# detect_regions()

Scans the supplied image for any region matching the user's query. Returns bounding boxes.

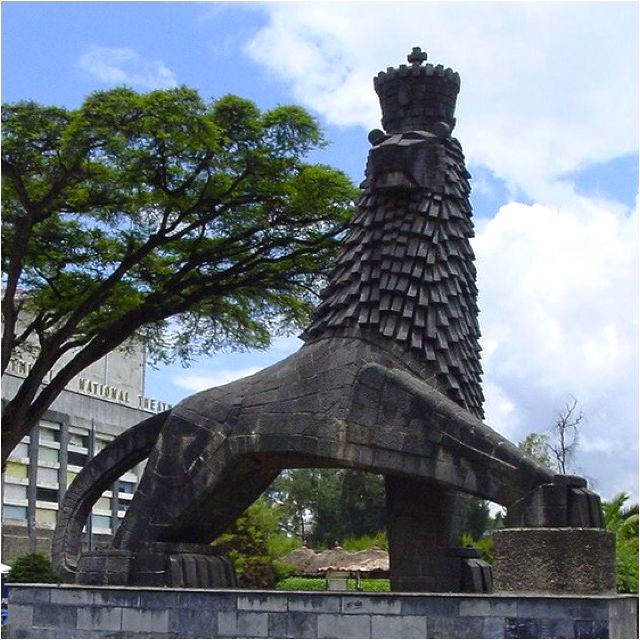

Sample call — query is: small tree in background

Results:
[267,468,387,549]
[602,493,639,593]
[6,552,55,583]
[548,396,582,474]
[517,432,552,467]
[213,496,296,588]
[518,396,582,474]
[462,498,491,541]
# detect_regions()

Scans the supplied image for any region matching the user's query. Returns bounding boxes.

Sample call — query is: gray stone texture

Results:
[77,606,123,632]
[121,608,169,634]
[52,47,607,596]
[493,528,616,594]
[371,614,427,638]
[6,586,638,639]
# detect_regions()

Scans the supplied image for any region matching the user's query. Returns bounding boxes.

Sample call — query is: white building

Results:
[1,340,170,563]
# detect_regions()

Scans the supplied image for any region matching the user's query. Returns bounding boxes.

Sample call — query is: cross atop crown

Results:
[407,47,428,66]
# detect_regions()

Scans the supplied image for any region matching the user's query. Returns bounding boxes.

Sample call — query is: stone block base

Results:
[6,585,639,638]
[76,542,236,588]
[493,528,615,594]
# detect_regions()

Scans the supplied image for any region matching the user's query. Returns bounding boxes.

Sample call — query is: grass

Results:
[274,576,390,592]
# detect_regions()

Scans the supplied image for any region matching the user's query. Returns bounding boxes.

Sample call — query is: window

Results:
[38,447,59,464]
[9,443,28,459]
[36,487,59,503]
[95,497,111,511]
[69,432,89,448]
[68,451,88,467]
[37,466,58,484]
[117,480,136,494]
[36,508,57,526]
[3,484,27,501]
[3,505,27,520]
[39,427,60,443]
[95,437,112,453]
[92,514,111,530]
[4,462,27,479]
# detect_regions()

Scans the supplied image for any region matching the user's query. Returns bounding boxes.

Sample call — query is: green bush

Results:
[603,493,639,593]
[275,576,327,590]
[355,578,390,592]
[461,533,494,564]
[266,532,302,559]
[213,497,297,589]
[274,576,390,591]
[341,532,387,551]
[6,553,55,583]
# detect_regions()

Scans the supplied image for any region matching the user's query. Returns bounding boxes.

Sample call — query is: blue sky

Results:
[3,1,638,501]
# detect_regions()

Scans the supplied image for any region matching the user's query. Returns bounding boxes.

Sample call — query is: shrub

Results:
[6,553,55,583]
[355,578,390,592]
[274,576,390,591]
[341,532,387,551]
[461,533,494,563]
[603,493,639,593]
[213,497,296,589]
[275,576,327,591]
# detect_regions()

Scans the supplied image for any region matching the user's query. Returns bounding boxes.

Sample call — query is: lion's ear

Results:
[368,129,389,146]
[430,122,451,140]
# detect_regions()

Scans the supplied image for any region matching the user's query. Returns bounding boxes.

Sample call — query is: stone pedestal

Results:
[492,527,615,594]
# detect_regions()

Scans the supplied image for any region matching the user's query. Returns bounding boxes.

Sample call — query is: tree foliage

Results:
[5,552,56,583]
[267,469,387,548]
[462,498,492,540]
[213,496,296,589]
[517,396,583,474]
[517,432,553,468]
[548,396,582,474]
[602,493,639,593]
[1,87,356,460]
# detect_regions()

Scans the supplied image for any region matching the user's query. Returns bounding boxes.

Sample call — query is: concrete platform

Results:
[5,584,638,639]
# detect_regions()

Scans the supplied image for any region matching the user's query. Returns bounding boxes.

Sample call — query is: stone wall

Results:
[6,585,638,639]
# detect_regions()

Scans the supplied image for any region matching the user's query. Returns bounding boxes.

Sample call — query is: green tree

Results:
[332,469,386,541]
[602,493,639,593]
[267,469,387,548]
[1,88,356,461]
[517,396,583,473]
[462,498,491,540]
[517,432,552,467]
[267,468,322,541]
[213,496,296,588]
[6,552,55,583]
[548,396,582,474]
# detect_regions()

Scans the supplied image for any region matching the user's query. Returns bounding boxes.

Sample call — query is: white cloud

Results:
[173,366,263,393]
[245,2,638,201]
[474,199,638,498]
[78,46,177,90]
[170,337,303,394]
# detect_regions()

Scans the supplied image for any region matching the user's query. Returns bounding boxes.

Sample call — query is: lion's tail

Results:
[52,411,167,582]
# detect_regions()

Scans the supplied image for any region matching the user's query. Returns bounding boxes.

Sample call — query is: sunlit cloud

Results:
[173,366,263,393]
[78,46,177,89]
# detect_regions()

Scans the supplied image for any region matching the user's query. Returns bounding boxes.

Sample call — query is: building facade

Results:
[1,340,170,564]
